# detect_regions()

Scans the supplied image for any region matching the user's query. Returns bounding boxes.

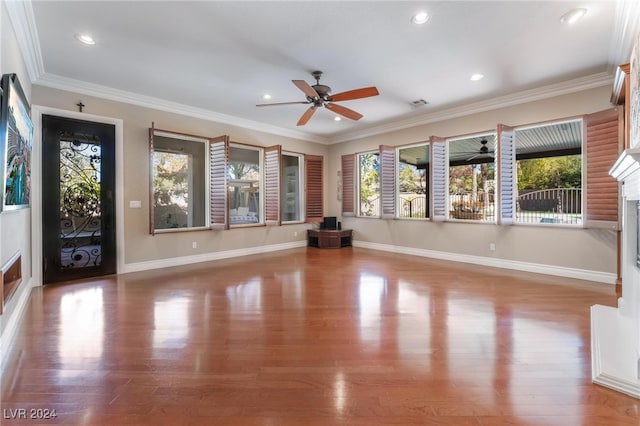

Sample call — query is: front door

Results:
[42,115,116,284]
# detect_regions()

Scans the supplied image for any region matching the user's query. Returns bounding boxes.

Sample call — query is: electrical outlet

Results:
[489,243,496,251]
[294,231,298,237]
[192,241,197,249]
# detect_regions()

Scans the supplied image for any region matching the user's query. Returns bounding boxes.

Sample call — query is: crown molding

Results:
[4,0,44,82]
[35,73,329,144]
[329,72,614,144]
[9,0,623,146]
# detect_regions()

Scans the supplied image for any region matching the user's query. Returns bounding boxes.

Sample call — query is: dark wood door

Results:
[42,115,116,284]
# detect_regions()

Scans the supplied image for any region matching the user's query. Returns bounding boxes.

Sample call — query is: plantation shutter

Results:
[342,154,355,216]
[380,145,396,219]
[497,124,515,225]
[305,155,323,223]
[584,108,622,229]
[209,135,229,230]
[148,123,155,235]
[430,137,447,221]
[264,145,281,226]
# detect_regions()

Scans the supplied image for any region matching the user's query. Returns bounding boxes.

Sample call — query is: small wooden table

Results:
[307,229,352,249]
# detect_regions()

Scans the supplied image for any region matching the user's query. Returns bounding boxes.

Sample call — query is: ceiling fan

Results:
[256,70,379,126]
[465,139,494,161]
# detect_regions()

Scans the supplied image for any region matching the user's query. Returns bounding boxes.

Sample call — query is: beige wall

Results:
[328,85,617,276]
[31,86,329,266]
[30,84,618,276]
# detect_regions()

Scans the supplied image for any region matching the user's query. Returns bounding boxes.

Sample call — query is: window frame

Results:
[396,141,430,220]
[227,142,264,228]
[446,132,497,223]
[149,126,210,234]
[357,150,381,218]
[512,118,584,228]
[281,151,305,224]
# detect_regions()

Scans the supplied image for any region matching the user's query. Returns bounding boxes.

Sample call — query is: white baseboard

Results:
[123,240,307,274]
[353,241,617,284]
[591,304,640,399]
[0,278,35,371]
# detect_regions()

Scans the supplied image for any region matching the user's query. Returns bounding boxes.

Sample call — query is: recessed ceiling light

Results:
[560,8,587,24]
[334,116,342,122]
[262,94,272,100]
[411,11,430,25]
[75,33,96,45]
[470,73,484,81]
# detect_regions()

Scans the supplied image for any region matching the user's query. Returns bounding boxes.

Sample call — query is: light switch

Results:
[129,200,142,208]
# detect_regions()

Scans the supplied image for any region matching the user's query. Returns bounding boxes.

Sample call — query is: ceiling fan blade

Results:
[328,87,379,102]
[466,153,481,161]
[297,106,317,126]
[325,103,363,121]
[292,80,319,99]
[256,101,310,107]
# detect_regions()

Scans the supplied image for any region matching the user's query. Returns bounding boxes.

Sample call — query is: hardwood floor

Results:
[1,247,638,425]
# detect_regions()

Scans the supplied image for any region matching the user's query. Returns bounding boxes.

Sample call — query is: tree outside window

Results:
[358,152,380,217]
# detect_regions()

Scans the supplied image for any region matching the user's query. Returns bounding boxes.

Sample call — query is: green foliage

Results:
[449,163,495,194]
[449,165,473,194]
[359,153,379,216]
[517,155,581,190]
[154,152,188,206]
[398,164,426,194]
[228,162,259,180]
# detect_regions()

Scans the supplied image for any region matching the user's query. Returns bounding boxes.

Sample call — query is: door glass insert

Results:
[59,133,102,269]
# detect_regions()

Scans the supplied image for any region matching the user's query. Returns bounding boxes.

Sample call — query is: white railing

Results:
[360,188,581,224]
[517,188,582,224]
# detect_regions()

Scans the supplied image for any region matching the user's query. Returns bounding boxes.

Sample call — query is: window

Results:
[358,152,380,217]
[397,143,429,219]
[281,153,304,222]
[228,144,262,226]
[514,120,582,225]
[150,130,208,232]
[448,135,496,222]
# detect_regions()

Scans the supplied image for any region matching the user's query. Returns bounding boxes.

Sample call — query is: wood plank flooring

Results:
[1,247,638,425]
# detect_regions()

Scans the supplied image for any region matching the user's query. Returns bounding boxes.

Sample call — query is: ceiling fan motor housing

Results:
[311,84,332,99]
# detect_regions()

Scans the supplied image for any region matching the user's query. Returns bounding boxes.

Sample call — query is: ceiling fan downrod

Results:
[310,70,332,101]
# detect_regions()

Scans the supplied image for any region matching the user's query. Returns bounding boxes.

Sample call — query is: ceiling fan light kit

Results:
[256,70,379,126]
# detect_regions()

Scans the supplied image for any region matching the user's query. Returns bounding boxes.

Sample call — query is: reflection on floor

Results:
[1,248,637,425]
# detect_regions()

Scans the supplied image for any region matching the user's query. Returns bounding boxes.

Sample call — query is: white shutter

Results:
[498,125,515,225]
[431,138,447,221]
[380,145,396,219]
[264,145,281,226]
[209,136,229,230]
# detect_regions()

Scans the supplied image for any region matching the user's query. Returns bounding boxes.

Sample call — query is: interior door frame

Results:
[31,106,125,287]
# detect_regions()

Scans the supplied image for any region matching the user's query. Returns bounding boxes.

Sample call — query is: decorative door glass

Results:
[59,133,103,269]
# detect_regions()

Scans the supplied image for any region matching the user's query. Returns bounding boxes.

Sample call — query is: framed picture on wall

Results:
[0,73,33,212]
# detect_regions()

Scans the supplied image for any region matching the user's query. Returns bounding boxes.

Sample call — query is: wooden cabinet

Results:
[307,229,352,249]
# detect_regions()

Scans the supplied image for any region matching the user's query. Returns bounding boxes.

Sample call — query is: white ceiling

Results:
[8,1,640,144]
